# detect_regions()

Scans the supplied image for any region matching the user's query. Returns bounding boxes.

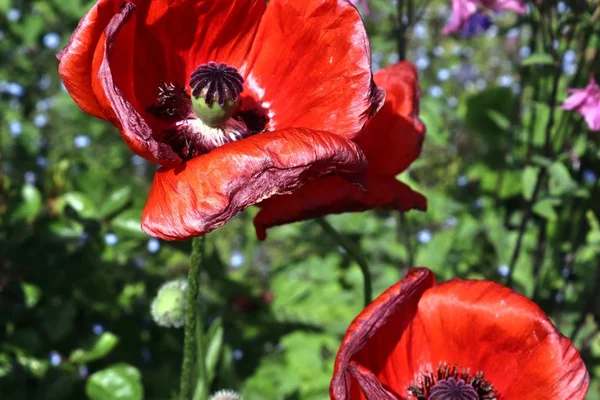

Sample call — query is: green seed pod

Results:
[150,280,187,328]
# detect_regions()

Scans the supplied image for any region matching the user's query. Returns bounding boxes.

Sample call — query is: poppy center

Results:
[407,363,497,400]
[147,62,268,161]
[189,62,244,128]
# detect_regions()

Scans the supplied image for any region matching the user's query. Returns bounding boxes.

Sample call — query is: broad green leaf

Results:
[532,198,561,220]
[57,192,97,219]
[522,166,540,201]
[86,364,143,400]
[70,333,119,364]
[48,219,85,239]
[110,210,146,238]
[11,184,42,224]
[548,162,577,196]
[21,283,41,308]
[99,187,132,218]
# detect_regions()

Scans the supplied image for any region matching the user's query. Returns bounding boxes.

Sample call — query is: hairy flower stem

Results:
[316,217,372,307]
[180,236,206,400]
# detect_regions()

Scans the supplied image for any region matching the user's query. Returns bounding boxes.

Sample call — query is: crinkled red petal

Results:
[242,0,384,140]
[253,175,426,240]
[141,128,367,240]
[355,62,425,176]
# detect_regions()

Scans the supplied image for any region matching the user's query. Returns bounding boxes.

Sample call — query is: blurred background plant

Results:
[1,0,599,399]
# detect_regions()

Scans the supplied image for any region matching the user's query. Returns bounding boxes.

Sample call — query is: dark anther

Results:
[148,81,192,122]
[189,62,244,106]
[429,378,479,400]
[407,363,497,400]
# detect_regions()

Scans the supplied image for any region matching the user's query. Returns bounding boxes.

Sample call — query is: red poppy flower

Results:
[57,0,384,240]
[331,268,589,400]
[253,62,426,240]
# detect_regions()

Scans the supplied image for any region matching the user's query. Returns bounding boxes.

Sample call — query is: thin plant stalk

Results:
[180,236,206,400]
[316,217,372,307]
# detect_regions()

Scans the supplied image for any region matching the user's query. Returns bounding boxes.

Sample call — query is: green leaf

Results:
[110,210,146,238]
[57,192,97,219]
[70,333,119,364]
[532,198,561,220]
[521,52,555,66]
[522,166,540,201]
[21,283,41,309]
[204,318,224,381]
[99,187,132,218]
[48,219,85,239]
[486,110,511,131]
[11,184,42,224]
[86,364,143,400]
[548,162,578,196]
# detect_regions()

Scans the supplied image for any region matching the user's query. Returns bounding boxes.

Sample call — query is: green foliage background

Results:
[1,0,600,399]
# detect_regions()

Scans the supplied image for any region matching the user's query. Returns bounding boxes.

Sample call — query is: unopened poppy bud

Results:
[190,62,244,128]
[208,389,242,400]
[150,280,187,328]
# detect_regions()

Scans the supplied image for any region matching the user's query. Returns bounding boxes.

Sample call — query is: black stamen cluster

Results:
[189,62,244,106]
[407,363,497,400]
[148,81,192,122]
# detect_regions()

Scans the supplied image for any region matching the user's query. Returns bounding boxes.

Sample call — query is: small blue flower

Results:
[497,264,510,277]
[583,170,597,184]
[7,8,21,22]
[36,156,48,168]
[33,114,48,128]
[437,69,450,82]
[230,251,244,269]
[73,135,91,148]
[457,175,468,187]
[49,351,61,366]
[9,121,22,137]
[429,86,443,98]
[92,323,105,335]
[417,229,433,244]
[38,75,52,90]
[5,82,24,97]
[147,238,160,253]
[24,172,36,185]
[415,56,430,71]
[78,365,89,378]
[43,32,61,49]
[233,349,244,360]
[104,233,118,246]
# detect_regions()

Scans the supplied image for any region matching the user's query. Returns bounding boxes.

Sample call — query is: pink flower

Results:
[443,0,527,35]
[561,76,600,132]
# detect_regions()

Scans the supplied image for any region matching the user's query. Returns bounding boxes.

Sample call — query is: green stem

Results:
[316,217,372,307]
[180,236,206,400]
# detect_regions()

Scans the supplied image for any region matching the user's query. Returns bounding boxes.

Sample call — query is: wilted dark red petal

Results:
[412,280,589,399]
[57,0,118,119]
[355,62,425,176]
[347,362,399,400]
[254,175,426,240]
[242,0,384,140]
[141,128,367,240]
[330,268,435,400]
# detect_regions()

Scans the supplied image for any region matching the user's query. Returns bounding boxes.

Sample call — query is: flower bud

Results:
[150,280,187,328]
[208,389,242,400]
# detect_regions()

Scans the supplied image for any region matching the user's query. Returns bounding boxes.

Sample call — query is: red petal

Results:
[57,0,118,119]
[141,128,367,240]
[330,268,435,400]
[355,62,425,176]
[412,280,589,399]
[242,0,384,139]
[254,175,426,240]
